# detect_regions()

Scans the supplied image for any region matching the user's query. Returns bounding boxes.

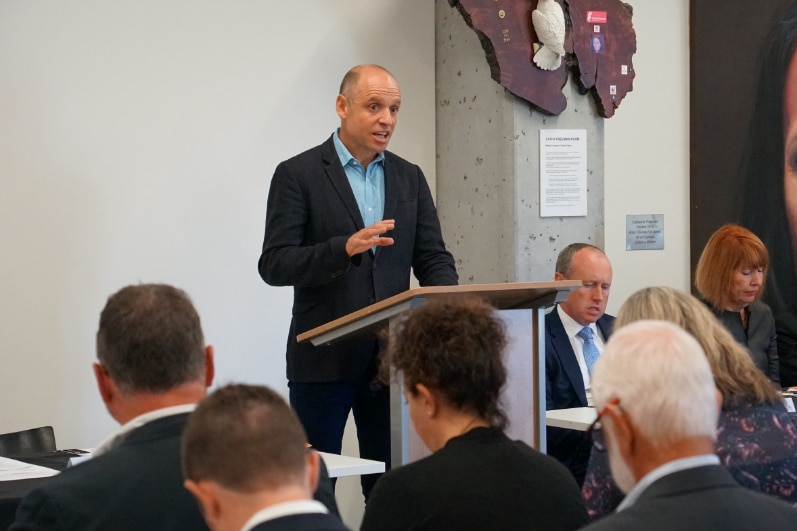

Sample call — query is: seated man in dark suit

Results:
[182,384,349,531]
[11,284,336,531]
[546,243,614,485]
[11,284,214,531]
[583,320,797,530]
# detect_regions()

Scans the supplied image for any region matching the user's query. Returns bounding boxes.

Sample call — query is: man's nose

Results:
[378,108,393,125]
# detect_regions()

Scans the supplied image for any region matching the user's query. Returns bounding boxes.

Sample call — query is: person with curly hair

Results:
[361,296,587,531]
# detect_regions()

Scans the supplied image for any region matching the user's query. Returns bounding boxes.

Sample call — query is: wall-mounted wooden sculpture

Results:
[450,0,636,117]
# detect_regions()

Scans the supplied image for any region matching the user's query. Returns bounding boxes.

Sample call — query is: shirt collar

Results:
[557,304,598,339]
[93,403,196,456]
[241,500,328,531]
[617,454,720,511]
[332,129,385,168]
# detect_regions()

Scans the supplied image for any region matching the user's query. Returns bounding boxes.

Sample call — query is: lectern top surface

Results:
[297,280,581,345]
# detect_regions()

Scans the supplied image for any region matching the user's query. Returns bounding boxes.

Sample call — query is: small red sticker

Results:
[587,11,607,24]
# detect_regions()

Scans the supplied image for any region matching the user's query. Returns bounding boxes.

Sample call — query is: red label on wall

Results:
[587,11,607,24]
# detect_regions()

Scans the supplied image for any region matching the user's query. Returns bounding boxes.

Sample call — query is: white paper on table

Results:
[67,452,94,467]
[0,455,59,481]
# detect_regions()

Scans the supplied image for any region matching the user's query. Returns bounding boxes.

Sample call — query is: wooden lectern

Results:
[297,281,580,467]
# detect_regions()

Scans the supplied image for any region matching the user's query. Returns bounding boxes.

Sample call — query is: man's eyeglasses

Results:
[586,399,620,452]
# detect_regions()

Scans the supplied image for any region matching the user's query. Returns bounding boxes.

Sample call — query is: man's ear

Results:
[306,450,321,494]
[714,387,723,416]
[184,479,221,521]
[92,363,114,405]
[554,271,565,282]
[204,345,215,388]
[604,402,633,459]
[335,94,348,120]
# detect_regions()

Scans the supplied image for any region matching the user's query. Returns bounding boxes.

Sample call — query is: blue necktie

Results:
[577,326,600,374]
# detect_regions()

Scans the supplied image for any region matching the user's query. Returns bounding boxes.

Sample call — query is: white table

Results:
[1,451,385,481]
[317,452,385,478]
[545,407,596,431]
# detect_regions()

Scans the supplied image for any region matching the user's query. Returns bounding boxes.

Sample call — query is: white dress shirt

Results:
[241,499,329,531]
[93,404,197,456]
[557,305,607,406]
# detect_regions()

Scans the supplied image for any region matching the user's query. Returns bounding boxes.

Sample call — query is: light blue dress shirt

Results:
[333,130,385,229]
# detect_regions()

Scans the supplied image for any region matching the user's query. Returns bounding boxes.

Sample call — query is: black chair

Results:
[0,426,56,457]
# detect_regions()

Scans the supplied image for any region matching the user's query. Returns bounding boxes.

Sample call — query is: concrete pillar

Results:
[436,0,605,284]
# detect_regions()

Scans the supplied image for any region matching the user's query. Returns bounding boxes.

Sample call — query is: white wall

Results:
[604,0,691,313]
[0,1,435,448]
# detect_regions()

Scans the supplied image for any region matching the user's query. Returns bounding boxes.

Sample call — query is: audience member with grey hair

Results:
[582,287,797,519]
[11,284,215,531]
[182,384,348,531]
[581,320,797,531]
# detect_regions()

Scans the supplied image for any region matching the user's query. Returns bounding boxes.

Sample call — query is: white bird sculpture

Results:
[532,0,566,71]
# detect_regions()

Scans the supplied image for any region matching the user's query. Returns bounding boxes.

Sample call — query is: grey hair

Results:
[592,320,719,447]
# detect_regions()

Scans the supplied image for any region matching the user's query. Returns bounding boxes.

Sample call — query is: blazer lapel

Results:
[550,309,589,407]
[596,315,615,341]
[321,139,365,230]
[370,152,397,261]
[382,153,398,222]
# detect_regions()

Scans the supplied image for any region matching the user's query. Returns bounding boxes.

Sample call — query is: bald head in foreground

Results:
[582,320,797,531]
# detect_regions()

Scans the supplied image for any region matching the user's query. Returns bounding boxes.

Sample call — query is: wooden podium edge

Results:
[296,280,581,346]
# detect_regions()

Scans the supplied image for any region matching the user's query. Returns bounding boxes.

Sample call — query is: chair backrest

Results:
[0,426,56,457]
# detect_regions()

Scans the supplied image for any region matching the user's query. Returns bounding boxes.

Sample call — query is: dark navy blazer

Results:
[545,306,615,485]
[258,136,458,383]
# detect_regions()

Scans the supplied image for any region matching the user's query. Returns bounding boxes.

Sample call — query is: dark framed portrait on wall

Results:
[690,0,797,385]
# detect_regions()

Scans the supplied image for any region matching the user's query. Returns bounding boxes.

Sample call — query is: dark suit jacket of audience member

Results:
[249,512,349,531]
[581,398,797,519]
[545,307,615,485]
[9,413,340,531]
[581,465,797,531]
[258,135,457,384]
[9,413,208,531]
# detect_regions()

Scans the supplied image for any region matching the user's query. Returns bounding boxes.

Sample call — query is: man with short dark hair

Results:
[546,243,615,485]
[11,283,213,530]
[582,320,797,530]
[183,384,349,531]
